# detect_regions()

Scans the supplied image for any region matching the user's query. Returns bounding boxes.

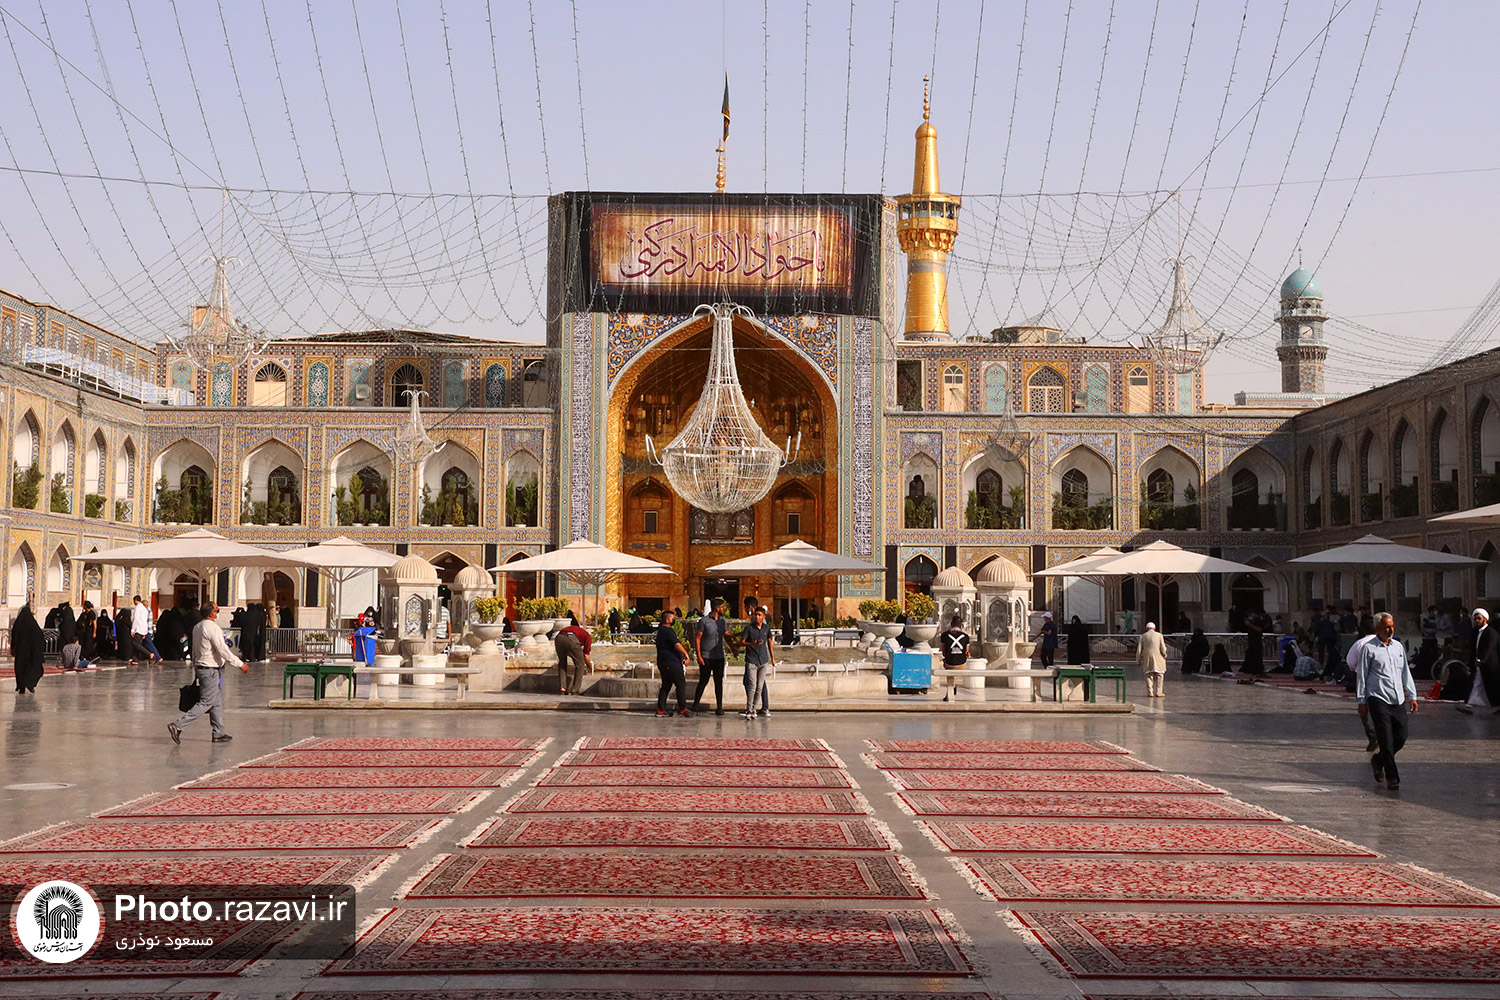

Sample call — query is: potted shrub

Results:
[858,599,907,649]
[471,595,507,643]
[114,498,130,522]
[49,473,70,514]
[903,592,939,651]
[513,596,555,648]
[84,493,104,518]
[12,462,41,510]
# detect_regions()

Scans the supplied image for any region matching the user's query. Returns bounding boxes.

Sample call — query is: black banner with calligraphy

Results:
[555,192,883,318]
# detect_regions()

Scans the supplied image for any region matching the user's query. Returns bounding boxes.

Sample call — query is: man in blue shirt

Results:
[1356,612,1418,790]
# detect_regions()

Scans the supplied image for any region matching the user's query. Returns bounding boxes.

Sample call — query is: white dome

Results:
[386,554,439,584]
[932,565,974,589]
[974,556,1027,588]
[454,564,491,589]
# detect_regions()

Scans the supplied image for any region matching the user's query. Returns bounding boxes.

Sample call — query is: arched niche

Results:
[152,440,216,524]
[1051,445,1113,530]
[1138,446,1201,530]
[241,439,305,525]
[1224,446,1286,530]
[772,479,818,544]
[903,453,940,529]
[250,362,289,407]
[328,439,392,526]
[504,450,541,528]
[8,543,34,607]
[421,443,482,527]
[961,451,1026,529]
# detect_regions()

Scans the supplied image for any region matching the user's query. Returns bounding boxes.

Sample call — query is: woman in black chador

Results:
[1181,629,1210,674]
[1065,616,1091,666]
[12,604,44,694]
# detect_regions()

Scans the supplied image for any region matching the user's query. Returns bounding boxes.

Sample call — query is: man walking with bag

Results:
[1358,612,1418,790]
[168,602,246,744]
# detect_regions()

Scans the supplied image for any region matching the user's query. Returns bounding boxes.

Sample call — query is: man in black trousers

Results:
[1355,612,1418,791]
[654,609,692,718]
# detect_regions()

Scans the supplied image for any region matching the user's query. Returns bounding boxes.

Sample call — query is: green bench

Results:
[1052,664,1128,703]
[282,660,356,700]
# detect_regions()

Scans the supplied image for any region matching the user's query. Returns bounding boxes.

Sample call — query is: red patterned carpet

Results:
[562,749,839,768]
[98,788,486,817]
[884,770,1218,794]
[328,906,971,976]
[867,739,1126,754]
[295,991,995,1000]
[0,920,287,980]
[242,749,538,768]
[538,766,853,788]
[964,858,1499,905]
[180,766,520,789]
[1012,910,1500,981]
[900,790,1279,821]
[0,817,442,853]
[507,787,865,815]
[288,736,546,751]
[404,851,925,899]
[922,818,1372,855]
[866,751,1157,771]
[0,854,389,887]
[467,815,892,850]
[574,737,828,750]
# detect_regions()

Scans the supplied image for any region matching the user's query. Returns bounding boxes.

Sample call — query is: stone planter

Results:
[864,620,905,657]
[471,622,507,647]
[371,652,403,687]
[1014,640,1037,658]
[376,638,400,655]
[515,620,552,648]
[408,652,446,686]
[550,618,572,637]
[904,623,939,652]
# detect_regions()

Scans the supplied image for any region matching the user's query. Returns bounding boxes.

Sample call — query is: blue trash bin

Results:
[891,650,932,693]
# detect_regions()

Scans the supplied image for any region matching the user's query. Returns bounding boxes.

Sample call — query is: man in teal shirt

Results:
[1356,612,1418,790]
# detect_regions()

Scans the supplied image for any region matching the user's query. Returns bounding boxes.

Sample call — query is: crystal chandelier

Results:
[387,389,443,467]
[646,302,798,513]
[1140,258,1223,375]
[167,255,270,371]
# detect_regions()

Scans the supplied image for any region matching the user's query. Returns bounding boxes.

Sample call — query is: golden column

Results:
[895,78,961,341]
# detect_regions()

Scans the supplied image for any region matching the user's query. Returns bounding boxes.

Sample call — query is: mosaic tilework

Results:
[570,311,595,542]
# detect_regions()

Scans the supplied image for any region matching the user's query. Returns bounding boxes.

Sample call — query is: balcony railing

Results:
[1431,479,1459,514]
[1051,496,1113,530]
[1476,474,1500,508]
[1390,482,1419,518]
[1228,499,1285,531]
[1329,491,1351,526]
[1139,502,1201,530]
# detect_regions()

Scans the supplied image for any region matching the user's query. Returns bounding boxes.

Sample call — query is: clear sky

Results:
[0,0,1491,402]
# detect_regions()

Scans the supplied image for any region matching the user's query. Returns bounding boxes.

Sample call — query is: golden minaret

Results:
[895,77,961,340]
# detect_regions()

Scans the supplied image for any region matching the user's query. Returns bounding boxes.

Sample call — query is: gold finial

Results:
[715,143,726,192]
[922,76,931,121]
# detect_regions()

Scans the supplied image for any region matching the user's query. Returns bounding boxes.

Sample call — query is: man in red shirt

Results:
[554,619,593,695]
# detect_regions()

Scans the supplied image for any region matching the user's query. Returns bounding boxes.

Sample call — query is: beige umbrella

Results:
[707,540,885,635]
[285,536,402,626]
[1431,502,1500,526]
[72,528,311,605]
[489,539,676,627]
[1083,541,1267,629]
[1034,547,1126,628]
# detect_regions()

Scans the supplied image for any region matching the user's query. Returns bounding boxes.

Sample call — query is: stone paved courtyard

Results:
[1,661,1498,998]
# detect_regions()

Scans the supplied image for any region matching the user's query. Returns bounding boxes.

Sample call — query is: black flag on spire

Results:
[721,72,731,143]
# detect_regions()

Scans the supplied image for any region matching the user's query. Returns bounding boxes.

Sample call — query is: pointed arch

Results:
[241,438,305,525]
[1051,444,1113,529]
[1431,408,1460,512]
[484,363,507,407]
[1474,397,1500,505]
[981,362,1009,413]
[902,453,940,529]
[629,476,671,538]
[1328,438,1351,525]
[961,449,1025,529]
[8,542,35,607]
[250,362,289,407]
[47,544,70,596]
[421,442,481,527]
[903,554,939,597]
[115,437,137,520]
[328,438,392,526]
[504,449,542,528]
[1025,365,1068,413]
[13,410,39,469]
[1358,428,1383,521]
[305,361,331,406]
[390,363,425,405]
[1224,446,1287,530]
[773,478,818,542]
